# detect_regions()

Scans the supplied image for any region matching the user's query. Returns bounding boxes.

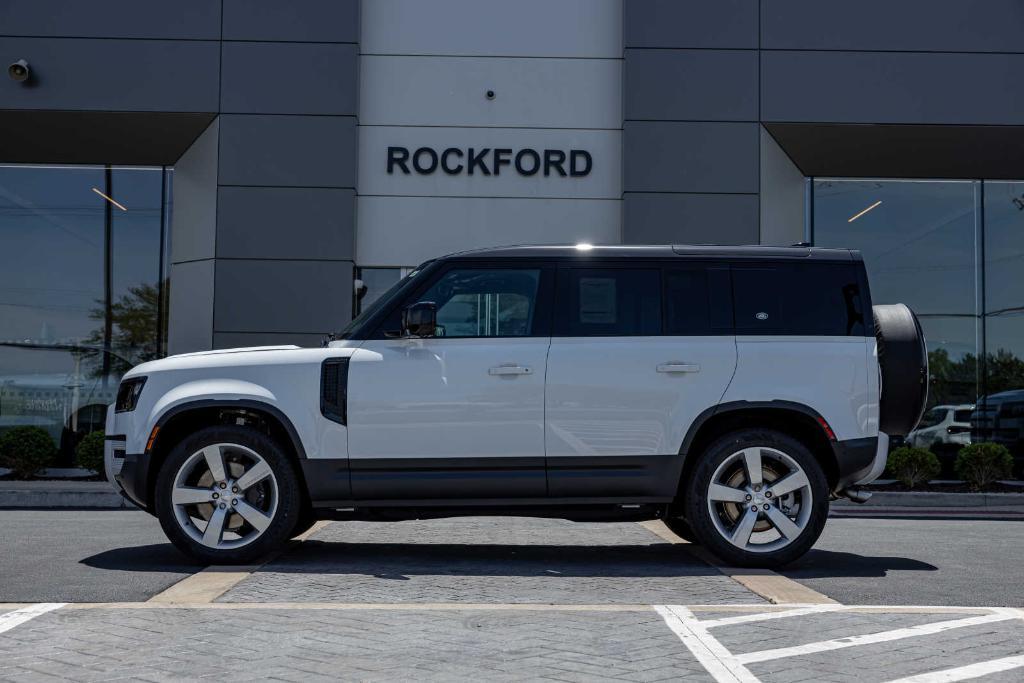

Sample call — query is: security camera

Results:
[8,59,30,82]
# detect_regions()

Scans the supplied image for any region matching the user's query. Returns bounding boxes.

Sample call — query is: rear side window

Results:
[557,268,661,336]
[665,266,733,335]
[732,263,866,336]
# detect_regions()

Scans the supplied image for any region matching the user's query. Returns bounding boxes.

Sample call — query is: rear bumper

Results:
[833,434,886,489]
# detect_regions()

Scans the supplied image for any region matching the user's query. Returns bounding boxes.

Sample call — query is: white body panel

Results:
[545,336,738,457]
[110,346,353,460]
[721,336,874,441]
[347,338,548,460]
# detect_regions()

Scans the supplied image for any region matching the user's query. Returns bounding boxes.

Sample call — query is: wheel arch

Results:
[677,401,840,499]
[144,399,309,512]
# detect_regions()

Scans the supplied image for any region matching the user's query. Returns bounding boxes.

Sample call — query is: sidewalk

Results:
[0,480,130,509]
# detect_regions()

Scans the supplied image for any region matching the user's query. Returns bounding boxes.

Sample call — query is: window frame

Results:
[368,259,555,340]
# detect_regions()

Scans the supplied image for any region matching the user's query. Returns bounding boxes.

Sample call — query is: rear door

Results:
[544,261,737,499]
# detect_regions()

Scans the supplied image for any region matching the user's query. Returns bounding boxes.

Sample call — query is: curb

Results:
[833,491,1024,509]
[0,481,131,509]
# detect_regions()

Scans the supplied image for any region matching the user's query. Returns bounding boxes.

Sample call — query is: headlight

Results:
[115,377,147,413]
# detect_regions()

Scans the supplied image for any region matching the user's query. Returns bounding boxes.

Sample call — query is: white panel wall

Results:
[356,0,624,267]
[360,56,623,129]
[361,0,623,58]
[357,197,622,266]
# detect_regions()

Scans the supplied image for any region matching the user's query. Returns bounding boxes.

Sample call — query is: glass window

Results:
[814,179,980,408]
[558,268,661,337]
[665,268,712,335]
[356,267,403,315]
[0,164,170,466]
[731,263,866,336]
[916,408,947,429]
[982,182,1024,463]
[417,268,541,338]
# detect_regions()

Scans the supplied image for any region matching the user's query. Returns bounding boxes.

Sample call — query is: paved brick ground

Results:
[744,618,1024,683]
[219,518,761,605]
[0,607,709,683]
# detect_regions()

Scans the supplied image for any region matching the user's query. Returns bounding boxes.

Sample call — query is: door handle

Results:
[657,363,701,374]
[489,364,533,376]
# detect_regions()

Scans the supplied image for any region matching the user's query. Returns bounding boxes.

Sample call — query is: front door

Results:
[545,263,738,499]
[347,263,553,501]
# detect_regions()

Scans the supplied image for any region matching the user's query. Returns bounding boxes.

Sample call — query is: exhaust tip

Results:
[840,488,873,504]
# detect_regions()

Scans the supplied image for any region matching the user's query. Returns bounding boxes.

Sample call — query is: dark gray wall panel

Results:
[213,332,327,349]
[762,51,1024,126]
[625,49,757,121]
[623,193,759,245]
[220,42,358,115]
[218,115,357,187]
[624,122,759,193]
[168,260,215,355]
[215,260,353,333]
[625,0,757,48]
[0,0,220,40]
[0,38,219,112]
[223,0,358,43]
[0,110,213,164]
[216,187,355,260]
[762,0,1024,53]
[171,119,219,264]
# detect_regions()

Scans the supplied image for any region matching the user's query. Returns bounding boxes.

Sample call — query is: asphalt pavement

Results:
[0,510,200,602]
[781,516,1024,606]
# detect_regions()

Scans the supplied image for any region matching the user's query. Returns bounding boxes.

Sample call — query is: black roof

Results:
[445,244,858,262]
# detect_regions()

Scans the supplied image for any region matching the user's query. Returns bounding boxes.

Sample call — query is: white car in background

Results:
[906,404,973,450]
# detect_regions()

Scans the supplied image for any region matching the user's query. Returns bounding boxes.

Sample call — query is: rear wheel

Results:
[155,425,302,564]
[685,429,828,568]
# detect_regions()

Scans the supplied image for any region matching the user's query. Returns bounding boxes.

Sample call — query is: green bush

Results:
[955,442,1014,490]
[0,426,57,479]
[75,430,106,477]
[885,446,941,488]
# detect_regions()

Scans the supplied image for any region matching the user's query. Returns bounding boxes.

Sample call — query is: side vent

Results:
[320,358,350,425]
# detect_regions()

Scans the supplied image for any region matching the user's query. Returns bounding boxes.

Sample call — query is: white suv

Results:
[105,245,928,567]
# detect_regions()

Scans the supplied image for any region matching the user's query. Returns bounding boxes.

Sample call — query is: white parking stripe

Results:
[884,654,1024,683]
[737,612,1018,664]
[654,604,762,683]
[702,604,845,628]
[0,603,65,635]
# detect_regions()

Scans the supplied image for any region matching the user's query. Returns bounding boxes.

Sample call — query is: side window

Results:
[665,266,733,335]
[417,268,541,337]
[558,268,661,336]
[732,263,866,336]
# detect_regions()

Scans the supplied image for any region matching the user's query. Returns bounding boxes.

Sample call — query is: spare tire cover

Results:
[874,304,929,436]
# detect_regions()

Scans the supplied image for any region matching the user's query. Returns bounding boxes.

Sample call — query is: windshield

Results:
[334,265,427,339]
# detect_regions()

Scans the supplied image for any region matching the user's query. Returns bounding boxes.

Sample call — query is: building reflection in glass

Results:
[814,179,1024,475]
[0,164,171,466]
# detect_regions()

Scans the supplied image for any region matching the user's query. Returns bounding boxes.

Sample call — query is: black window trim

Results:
[368,259,556,340]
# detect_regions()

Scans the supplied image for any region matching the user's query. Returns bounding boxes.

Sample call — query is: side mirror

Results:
[402,301,437,337]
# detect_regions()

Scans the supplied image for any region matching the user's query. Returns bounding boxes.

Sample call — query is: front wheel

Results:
[155,425,302,564]
[684,429,829,568]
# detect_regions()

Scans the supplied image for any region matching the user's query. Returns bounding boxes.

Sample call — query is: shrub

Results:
[885,446,941,488]
[955,442,1014,490]
[0,426,57,479]
[75,430,106,477]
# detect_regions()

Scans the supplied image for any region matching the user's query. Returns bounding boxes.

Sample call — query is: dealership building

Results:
[1,0,1023,463]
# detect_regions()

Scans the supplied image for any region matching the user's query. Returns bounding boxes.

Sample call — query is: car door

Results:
[347,262,553,501]
[544,262,737,499]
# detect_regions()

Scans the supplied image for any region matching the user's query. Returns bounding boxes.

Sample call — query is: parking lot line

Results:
[736,611,1019,664]
[883,654,1024,683]
[701,603,845,628]
[0,603,65,634]
[637,520,837,605]
[655,604,761,683]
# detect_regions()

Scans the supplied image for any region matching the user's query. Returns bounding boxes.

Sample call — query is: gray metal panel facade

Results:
[7,0,1024,349]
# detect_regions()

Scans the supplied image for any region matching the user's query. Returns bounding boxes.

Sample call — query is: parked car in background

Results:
[971,390,1024,475]
[906,404,973,475]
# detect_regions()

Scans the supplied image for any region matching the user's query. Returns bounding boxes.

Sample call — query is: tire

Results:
[874,303,929,436]
[684,429,829,568]
[155,425,303,565]
[662,516,699,544]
